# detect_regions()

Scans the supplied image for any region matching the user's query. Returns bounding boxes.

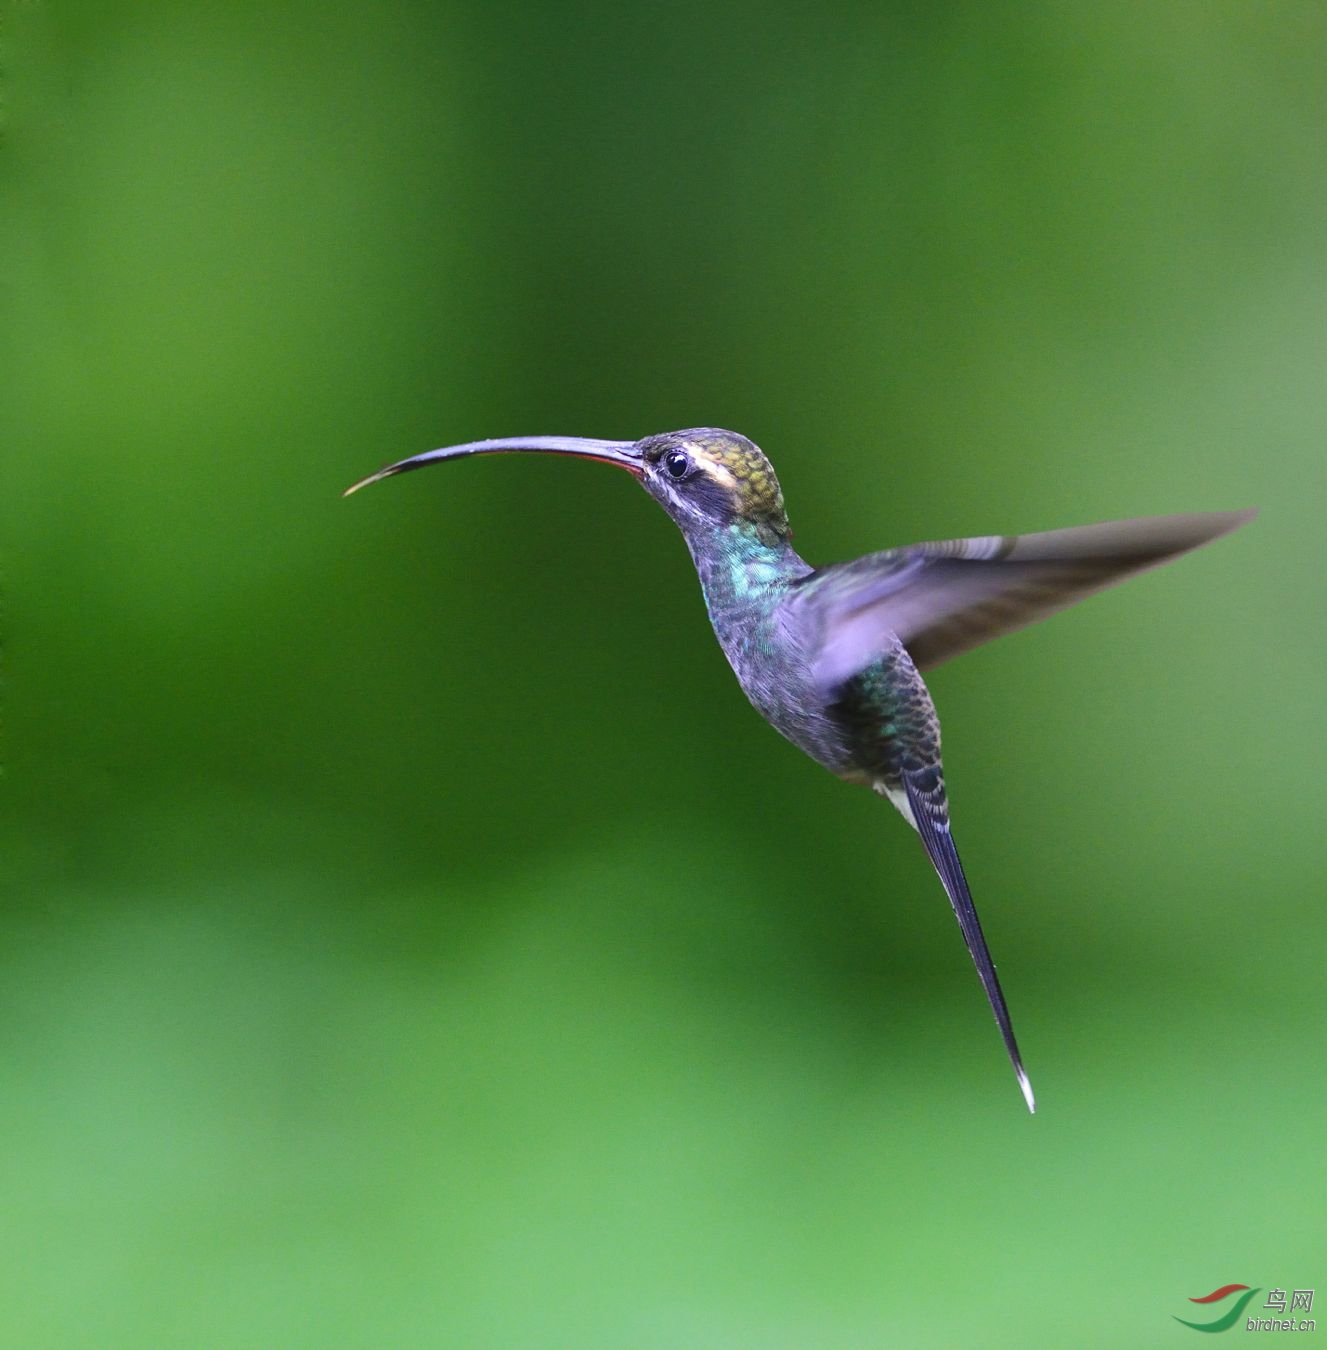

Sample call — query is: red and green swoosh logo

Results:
[1174,1285,1261,1332]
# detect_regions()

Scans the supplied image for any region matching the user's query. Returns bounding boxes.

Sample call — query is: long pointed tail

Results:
[902,767,1035,1113]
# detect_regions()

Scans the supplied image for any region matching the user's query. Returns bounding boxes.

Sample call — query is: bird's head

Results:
[345,426,790,545]
[635,428,788,543]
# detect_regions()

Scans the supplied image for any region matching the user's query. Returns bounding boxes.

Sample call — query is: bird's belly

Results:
[755,687,861,778]
[721,622,939,792]
[721,640,861,778]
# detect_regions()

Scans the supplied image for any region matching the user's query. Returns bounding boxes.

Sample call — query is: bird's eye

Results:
[663,448,691,479]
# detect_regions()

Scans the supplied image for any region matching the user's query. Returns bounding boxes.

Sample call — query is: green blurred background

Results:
[3,2,1323,1345]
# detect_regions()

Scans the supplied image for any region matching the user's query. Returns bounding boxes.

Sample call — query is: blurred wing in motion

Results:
[797,509,1256,689]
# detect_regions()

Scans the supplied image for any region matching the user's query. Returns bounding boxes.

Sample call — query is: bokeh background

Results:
[4,3,1324,1345]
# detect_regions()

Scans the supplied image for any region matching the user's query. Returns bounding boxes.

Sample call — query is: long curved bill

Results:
[344,436,642,496]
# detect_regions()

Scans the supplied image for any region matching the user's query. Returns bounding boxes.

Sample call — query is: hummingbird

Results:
[346,428,1254,1112]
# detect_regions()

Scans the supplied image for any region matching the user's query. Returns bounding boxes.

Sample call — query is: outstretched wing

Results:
[794,509,1255,688]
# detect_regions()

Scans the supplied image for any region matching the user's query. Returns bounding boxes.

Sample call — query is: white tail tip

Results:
[1018,1066,1037,1114]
